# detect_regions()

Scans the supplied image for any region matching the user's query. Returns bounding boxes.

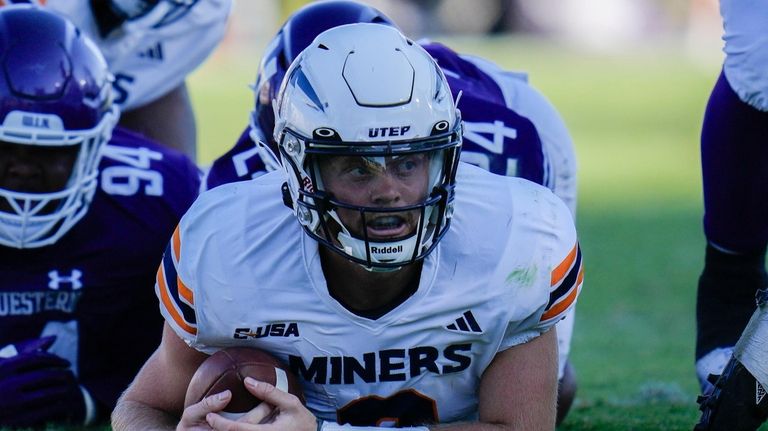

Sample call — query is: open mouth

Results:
[366,214,410,238]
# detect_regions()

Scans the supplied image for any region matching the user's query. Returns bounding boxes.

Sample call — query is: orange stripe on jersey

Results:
[551,243,578,286]
[157,264,197,335]
[170,226,193,305]
[542,265,583,321]
[172,225,181,262]
[178,277,194,305]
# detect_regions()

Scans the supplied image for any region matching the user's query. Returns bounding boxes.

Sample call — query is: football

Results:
[184,346,304,417]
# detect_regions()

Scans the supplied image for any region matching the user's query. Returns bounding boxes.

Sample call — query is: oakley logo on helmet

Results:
[368,125,411,138]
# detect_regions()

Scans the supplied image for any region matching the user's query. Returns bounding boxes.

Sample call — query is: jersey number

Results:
[112,73,135,106]
[101,145,164,196]
[337,389,437,427]
[462,120,519,176]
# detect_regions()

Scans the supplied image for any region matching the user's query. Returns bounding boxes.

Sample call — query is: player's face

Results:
[0,141,79,212]
[318,153,430,240]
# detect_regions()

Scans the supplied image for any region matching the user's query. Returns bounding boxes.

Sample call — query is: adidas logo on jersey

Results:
[138,42,164,61]
[446,310,482,333]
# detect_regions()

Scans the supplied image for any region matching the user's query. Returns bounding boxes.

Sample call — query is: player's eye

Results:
[346,164,372,178]
[392,155,424,176]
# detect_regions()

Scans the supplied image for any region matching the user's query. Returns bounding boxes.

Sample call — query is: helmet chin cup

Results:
[338,230,416,272]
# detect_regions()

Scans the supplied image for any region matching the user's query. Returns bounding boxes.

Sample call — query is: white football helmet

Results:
[275,23,462,271]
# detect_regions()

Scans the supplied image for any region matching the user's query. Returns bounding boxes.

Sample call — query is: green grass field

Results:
[9,36,764,431]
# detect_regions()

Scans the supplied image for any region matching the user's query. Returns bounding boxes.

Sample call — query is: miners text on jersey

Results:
[288,343,472,385]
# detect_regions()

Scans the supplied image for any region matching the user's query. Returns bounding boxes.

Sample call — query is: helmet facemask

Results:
[0,109,118,248]
[279,122,462,271]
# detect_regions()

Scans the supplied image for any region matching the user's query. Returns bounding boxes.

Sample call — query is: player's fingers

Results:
[236,400,274,424]
[19,336,57,354]
[243,378,299,409]
[183,390,232,423]
[206,412,264,431]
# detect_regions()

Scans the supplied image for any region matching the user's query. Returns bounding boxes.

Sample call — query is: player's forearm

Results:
[111,399,179,431]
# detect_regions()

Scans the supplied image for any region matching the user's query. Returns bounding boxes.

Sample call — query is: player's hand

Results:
[205,377,316,431]
[177,390,232,431]
[0,337,86,427]
[0,335,57,358]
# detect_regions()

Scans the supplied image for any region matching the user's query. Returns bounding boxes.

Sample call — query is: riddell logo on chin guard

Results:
[301,176,314,192]
[370,245,403,254]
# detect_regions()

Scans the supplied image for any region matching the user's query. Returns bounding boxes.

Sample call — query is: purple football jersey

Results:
[204,42,548,191]
[0,126,200,412]
[204,127,270,190]
[424,42,546,185]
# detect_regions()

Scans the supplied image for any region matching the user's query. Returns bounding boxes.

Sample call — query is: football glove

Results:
[0,335,57,358]
[0,336,86,428]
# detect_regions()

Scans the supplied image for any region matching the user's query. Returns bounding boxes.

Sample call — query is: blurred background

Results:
[188,1,737,428]
[192,0,724,165]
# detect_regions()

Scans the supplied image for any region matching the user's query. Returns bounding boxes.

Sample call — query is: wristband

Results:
[318,420,429,431]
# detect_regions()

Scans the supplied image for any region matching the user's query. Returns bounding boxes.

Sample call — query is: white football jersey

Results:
[46,0,232,110]
[157,163,583,425]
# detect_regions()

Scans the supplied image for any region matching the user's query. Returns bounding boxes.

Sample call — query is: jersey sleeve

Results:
[539,241,583,326]
[499,185,583,350]
[154,183,246,351]
[155,224,198,341]
[533,193,583,332]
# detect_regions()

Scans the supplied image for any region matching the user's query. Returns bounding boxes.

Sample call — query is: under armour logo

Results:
[446,310,483,333]
[48,269,83,290]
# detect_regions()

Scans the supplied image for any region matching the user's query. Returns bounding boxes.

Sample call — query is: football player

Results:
[2,0,233,159]
[203,0,578,424]
[0,6,200,428]
[694,0,768,430]
[112,23,583,430]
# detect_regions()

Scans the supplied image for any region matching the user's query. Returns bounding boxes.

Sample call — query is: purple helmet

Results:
[0,5,118,248]
[250,1,395,154]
